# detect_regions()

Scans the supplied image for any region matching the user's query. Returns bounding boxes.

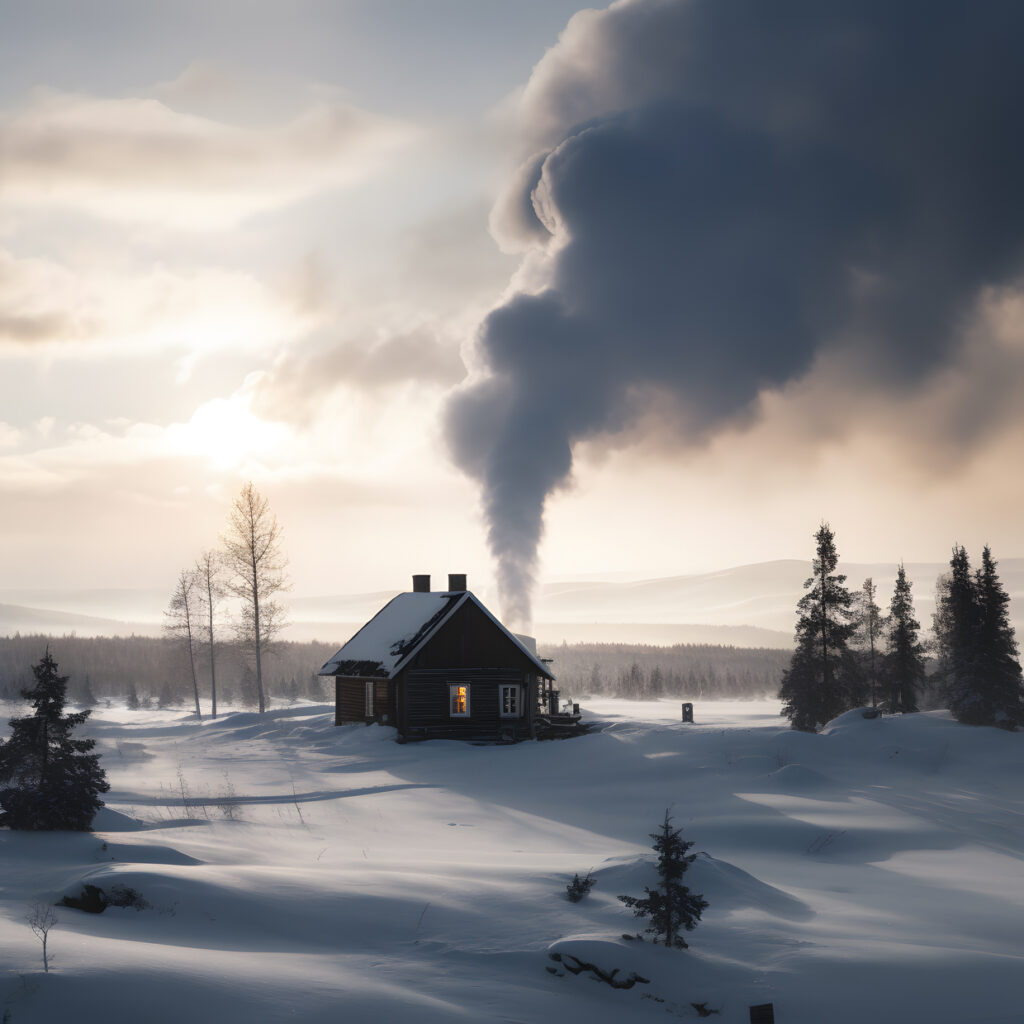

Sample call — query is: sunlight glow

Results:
[178,397,291,471]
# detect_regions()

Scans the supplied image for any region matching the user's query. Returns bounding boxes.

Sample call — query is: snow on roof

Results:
[318,590,554,680]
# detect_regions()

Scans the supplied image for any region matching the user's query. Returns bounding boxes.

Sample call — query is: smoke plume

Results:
[446,0,1024,628]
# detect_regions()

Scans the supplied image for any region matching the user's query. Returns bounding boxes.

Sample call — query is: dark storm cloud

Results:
[446,0,1024,626]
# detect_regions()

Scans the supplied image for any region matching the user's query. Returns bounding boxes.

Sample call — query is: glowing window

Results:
[449,683,470,717]
[499,684,521,717]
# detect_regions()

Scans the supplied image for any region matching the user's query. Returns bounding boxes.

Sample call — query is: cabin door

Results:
[365,680,374,718]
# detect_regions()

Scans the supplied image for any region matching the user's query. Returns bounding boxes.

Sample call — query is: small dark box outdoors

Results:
[749,1003,775,1024]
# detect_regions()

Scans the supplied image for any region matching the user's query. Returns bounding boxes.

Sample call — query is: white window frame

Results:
[449,682,471,718]
[499,684,521,718]
[365,680,374,718]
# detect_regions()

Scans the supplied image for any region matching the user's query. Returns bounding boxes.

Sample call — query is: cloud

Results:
[252,327,466,426]
[0,248,300,359]
[0,87,413,227]
[447,0,1024,626]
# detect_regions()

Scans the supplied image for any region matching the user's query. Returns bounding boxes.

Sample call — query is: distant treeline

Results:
[0,634,337,710]
[0,633,791,710]
[540,641,790,700]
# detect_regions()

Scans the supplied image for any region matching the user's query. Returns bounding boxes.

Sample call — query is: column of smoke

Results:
[446,0,1024,630]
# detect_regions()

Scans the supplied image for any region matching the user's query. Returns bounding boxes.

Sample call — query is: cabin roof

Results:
[317,590,554,681]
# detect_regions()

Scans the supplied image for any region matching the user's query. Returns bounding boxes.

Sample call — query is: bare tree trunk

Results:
[185,600,201,718]
[164,569,202,719]
[208,590,218,718]
[196,551,222,719]
[250,517,266,714]
[221,482,289,715]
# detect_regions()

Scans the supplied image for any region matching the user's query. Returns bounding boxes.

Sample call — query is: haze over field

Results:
[2,558,1022,650]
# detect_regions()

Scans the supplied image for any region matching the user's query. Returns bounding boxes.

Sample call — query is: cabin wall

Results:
[398,667,536,740]
[334,677,393,726]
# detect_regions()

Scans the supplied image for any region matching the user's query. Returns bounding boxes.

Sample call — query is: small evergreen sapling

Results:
[619,810,707,949]
[566,870,595,902]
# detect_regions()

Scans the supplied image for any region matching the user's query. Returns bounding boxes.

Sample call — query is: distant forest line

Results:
[0,635,337,709]
[0,633,800,710]
[542,641,791,701]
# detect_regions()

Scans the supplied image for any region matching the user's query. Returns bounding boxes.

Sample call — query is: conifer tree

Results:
[971,546,1023,728]
[779,523,858,731]
[853,578,885,708]
[934,545,980,722]
[619,810,707,948]
[0,650,109,830]
[885,563,924,713]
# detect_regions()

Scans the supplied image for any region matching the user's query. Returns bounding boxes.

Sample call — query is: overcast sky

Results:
[2,0,1022,622]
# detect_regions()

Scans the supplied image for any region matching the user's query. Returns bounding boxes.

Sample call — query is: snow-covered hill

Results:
[2,700,1022,1023]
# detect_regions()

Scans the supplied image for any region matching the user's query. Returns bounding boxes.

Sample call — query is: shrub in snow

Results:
[619,810,707,949]
[566,871,595,902]
[0,649,109,831]
[107,884,151,911]
[59,883,150,914]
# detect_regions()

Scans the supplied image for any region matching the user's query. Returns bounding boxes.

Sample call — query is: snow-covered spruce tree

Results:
[619,810,707,949]
[971,546,1023,728]
[885,563,924,713]
[779,523,859,731]
[0,649,109,830]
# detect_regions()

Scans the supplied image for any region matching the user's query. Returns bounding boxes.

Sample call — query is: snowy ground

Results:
[2,698,1023,1023]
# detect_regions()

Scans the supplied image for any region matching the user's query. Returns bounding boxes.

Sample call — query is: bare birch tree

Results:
[194,550,225,718]
[163,568,202,718]
[221,482,289,714]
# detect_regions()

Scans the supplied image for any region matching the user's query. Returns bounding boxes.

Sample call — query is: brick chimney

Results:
[447,573,467,592]
[412,574,430,593]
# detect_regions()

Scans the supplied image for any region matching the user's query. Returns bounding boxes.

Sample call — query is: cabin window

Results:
[499,684,521,717]
[449,683,470,717]
[365,680,374,718]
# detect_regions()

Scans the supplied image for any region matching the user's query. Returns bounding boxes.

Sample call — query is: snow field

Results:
[2,699,1023,1023]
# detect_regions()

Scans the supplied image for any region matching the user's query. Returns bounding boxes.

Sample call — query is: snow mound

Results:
[820,707,887,733]
[690,853,813,921]
[763,763,835,792]
[92,806,148,831]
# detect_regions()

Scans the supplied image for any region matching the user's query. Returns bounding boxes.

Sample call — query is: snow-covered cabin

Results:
[318,574,556,742]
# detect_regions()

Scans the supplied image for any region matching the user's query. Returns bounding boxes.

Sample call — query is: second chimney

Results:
[412,574,430,593]
[448,573,467,592]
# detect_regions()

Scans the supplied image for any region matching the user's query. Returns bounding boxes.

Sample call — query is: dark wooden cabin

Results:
[318,574,557,742]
